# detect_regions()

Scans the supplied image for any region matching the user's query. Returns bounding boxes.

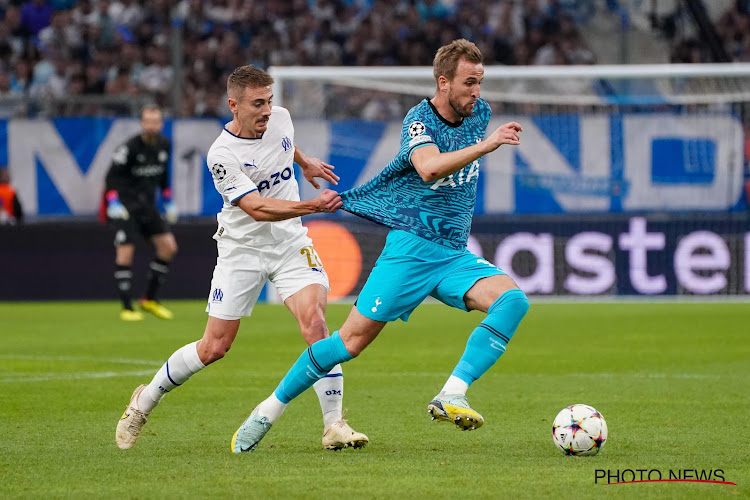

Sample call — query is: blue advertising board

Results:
[0,113,745,217]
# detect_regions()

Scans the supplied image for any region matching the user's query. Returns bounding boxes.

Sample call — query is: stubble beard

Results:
[448,94,473,119]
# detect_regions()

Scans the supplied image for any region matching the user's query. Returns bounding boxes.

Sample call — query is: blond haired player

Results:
[115,65,368,452]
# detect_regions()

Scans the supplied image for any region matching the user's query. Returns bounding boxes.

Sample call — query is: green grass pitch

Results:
[1,301,748,498]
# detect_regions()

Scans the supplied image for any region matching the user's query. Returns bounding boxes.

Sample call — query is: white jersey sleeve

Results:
[206,147,257,205]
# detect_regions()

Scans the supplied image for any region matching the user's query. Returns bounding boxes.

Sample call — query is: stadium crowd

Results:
[0,0,598,117]
[670,0,750,63]
[0,0,748,118]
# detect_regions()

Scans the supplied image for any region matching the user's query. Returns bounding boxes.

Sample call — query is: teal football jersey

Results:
[341,98,491,250]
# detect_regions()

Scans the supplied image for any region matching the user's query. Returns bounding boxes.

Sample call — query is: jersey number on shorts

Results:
[300,246,323,268]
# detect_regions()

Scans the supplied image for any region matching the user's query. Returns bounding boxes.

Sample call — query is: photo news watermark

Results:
[595,469,737,486]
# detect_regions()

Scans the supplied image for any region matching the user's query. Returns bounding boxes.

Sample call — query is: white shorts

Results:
[205,235,330,320]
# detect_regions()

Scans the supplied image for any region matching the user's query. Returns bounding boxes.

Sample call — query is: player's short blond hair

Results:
[433,39,483,85]
[227,65,275,100]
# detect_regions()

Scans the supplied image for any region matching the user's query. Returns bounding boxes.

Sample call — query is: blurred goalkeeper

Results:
[104,105,178,321]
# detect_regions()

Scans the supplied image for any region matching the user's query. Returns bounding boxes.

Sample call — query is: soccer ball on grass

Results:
[551,404,608,456]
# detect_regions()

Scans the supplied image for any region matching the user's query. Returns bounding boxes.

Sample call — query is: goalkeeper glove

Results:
[164,200,178,224]
[161,188,178,223]
[106,191,129,220]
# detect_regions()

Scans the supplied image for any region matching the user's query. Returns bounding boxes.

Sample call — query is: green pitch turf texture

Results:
[1,301,748,499]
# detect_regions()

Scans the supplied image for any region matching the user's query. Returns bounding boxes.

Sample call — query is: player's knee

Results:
[489,288,530,325]
[161,241,178,260]
[203,338,231,364]
[511,290,530,320]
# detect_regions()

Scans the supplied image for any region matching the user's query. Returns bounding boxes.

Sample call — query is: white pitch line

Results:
[0,355,161,383]
[0,354,162,366]
[0,369,156,383]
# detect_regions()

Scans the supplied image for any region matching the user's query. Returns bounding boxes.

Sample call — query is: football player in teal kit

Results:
[232,39,529,452]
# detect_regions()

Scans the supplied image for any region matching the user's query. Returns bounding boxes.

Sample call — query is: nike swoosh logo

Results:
[240,441,259,452]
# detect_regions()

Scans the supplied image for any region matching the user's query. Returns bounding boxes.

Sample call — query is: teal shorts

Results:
[356,230,506,322]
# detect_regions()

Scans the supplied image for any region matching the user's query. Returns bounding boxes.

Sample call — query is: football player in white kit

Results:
[116,65,368,452]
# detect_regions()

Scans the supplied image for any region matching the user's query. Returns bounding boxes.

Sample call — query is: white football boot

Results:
[322,420,369,450]
[115,384,150,449]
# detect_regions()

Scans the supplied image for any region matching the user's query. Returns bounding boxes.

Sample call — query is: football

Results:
[551,404,608,456]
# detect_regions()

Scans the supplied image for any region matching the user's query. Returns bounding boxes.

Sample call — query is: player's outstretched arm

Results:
[294,145,340,189]
[412,121,522,182]
[236,189,342,222]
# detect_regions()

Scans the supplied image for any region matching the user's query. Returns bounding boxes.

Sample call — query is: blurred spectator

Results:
[90,0,119,48]
[0,71,26,118]
[671,38,709,63]
[4,0,607,118]
[20,0,53,36]
[84,63,106,94]
[10,60,32,94]
[106,64,138,95]
[0,167,24,225]
[72,0,98,27]
[138,45,173,103]
[1,5,25,63]
[417,0,453,20]
[108,0,145,30]
[360,90,402,120]
[38,9,83,58]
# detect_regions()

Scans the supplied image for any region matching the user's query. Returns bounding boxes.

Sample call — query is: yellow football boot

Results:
[427,393,484,431]
[120,309,144,321]
[140,299,174,320]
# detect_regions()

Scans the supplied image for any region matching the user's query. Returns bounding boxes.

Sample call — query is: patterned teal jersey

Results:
[341,98,491,250]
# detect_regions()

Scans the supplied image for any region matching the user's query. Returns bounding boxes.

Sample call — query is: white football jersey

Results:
[206,106,308,247]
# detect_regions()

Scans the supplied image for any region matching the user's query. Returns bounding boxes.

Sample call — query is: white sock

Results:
[313,364,343,428]
[440,375,469,396]
[138,341,205,413]
[255,393,287,424]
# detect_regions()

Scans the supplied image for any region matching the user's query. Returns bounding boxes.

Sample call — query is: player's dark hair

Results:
[227,65,275,100]
[433,39,483,84]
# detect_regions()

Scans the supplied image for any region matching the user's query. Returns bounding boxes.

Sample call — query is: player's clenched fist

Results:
[313,189,343,213]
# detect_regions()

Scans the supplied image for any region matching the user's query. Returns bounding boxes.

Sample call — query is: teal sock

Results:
[274,331,353,404]
[452,289,529,385]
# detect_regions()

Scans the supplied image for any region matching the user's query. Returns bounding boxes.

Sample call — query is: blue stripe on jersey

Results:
[230,188,257,204]
[341,98,491,250]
